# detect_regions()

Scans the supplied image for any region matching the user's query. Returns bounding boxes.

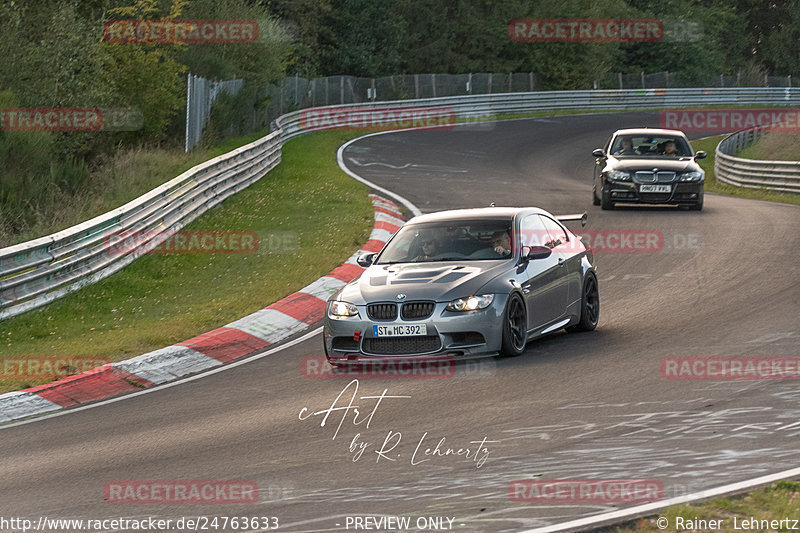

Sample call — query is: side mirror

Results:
[356,253,377,267]
[592,148,605,158]
[525,246,552,260]
[694,151,707,160]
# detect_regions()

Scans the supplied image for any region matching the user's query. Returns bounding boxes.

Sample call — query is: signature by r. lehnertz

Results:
[298,379,495,468]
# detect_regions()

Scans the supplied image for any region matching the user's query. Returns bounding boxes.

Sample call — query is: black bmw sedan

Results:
[592,128,707,210]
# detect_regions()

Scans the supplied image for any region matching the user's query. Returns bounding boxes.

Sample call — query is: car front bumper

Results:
[605,180,703,205]
[322,295,510,364]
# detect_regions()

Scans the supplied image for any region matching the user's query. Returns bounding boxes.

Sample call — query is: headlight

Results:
[446,294,495,312]
[679,170,704,182]
[328,301,359,317]
[608,170,631,181]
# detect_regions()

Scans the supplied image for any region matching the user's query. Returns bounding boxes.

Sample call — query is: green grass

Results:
[737,131,800,162]
[2,131,272,246]
[598,480,800,532]
[0,130,373,393]
[691,135,800,206]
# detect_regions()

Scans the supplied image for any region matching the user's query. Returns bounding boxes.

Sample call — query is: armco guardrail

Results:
[715,127,800,193]
[2,87,800,320]
[0,132,281,320]
[274,87,800,141]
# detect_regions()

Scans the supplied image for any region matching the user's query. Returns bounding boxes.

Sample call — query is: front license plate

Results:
[373,324,427,337]
[640,184,671,193]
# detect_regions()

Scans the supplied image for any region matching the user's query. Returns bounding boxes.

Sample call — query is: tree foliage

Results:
[268,0,798,83]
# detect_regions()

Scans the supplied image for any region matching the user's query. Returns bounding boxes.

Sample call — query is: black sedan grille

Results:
[401,301,435,320]
[367,303,397,320]
[635,171,676,183]
[363,336,441,355]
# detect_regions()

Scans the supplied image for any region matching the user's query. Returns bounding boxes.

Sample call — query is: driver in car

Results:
[491,231,512,257]
[413,236,438,261]
[614,137,637,155]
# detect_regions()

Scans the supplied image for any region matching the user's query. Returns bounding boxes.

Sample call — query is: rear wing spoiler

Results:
[556,212,588,227]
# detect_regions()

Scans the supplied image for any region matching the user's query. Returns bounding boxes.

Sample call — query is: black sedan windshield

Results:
[610,135,693,157]
[377,219,514,264]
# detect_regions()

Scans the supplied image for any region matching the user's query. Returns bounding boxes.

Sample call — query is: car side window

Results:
[539,215,568,249]
[519,215,549,248]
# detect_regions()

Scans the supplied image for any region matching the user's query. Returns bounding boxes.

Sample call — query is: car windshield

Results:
[610,135,693,157]
[376,219,514,264]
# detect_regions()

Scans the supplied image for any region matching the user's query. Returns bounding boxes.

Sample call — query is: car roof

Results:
[613,128,689,137]
[406,207,550,224]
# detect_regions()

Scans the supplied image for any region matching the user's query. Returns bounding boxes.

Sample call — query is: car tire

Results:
[690,193,703,211]
[568,272,599,332]
[499,293,527,357]
[600,186,614,210]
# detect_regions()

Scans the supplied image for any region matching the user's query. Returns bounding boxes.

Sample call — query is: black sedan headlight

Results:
[679,170,704,182]
[607,170,632,181]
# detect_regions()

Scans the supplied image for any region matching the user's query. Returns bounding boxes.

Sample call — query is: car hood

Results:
[610,157,701,173]
[337,261,510,304]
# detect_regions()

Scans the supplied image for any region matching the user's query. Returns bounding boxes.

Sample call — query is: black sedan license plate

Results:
[640,184,671,193]
[372,324,427,337]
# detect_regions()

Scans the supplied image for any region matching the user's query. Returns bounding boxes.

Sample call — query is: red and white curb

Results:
[0,194,404,423]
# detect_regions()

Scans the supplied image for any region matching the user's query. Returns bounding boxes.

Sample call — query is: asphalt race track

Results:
[1,112,799,532]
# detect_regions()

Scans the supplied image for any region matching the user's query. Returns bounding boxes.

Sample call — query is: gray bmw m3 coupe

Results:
[323,206,599,365]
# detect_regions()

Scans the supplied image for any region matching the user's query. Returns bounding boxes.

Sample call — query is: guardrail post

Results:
[185,72,192,153]
[641,71,645,88]
[618,72,623,89]
[414,74,419,99]
[467,73,472,95]
[529,72,534,91]
[432,73,436,98]
[488,73,493,94]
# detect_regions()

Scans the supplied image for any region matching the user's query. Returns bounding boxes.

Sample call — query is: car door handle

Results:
[558,258,565,266]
